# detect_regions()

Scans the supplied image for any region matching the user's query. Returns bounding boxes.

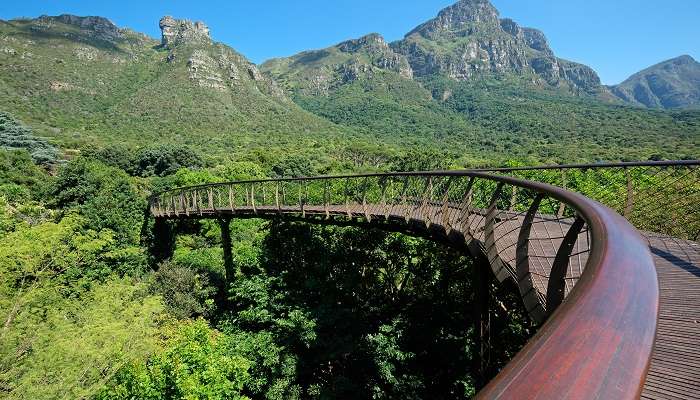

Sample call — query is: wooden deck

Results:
[642,235,700,399]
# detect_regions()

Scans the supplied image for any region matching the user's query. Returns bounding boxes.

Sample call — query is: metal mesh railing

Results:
[150,172,598,323]
[489,161,700,242]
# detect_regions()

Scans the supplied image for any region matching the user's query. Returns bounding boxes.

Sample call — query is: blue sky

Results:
[1,0,698,84]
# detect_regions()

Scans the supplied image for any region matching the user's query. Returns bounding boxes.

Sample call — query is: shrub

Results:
[99,319,251,400]
[0,111,58,165]
[150,261,217,319]
[133,144,204,177]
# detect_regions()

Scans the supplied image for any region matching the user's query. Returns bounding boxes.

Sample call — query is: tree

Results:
[0,215,163,399]
[391,149,458,172]
[214,161,267,182]
[85,144,136,172]
[150,261,217,319]
[99,319,251,400]
[133,145,204,177]
[0,112,58,166]
[0,150,51,198]
[271,155,315,178]
[51,158,146,245]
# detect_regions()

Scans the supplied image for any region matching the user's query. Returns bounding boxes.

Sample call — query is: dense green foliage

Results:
[0,144,535,399]
[0,5,696,399]
[99,320,251,400]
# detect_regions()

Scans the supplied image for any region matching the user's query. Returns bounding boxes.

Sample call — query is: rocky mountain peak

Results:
[34,14,123,41]
[407,0,500,39]
[338,33,388,53]
[438,0,499,24]
[671,55,697,66]
[159,16,211,47]
[392,0,602,94]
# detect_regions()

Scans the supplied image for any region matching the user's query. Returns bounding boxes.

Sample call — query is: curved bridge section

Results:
[148,167,677,398]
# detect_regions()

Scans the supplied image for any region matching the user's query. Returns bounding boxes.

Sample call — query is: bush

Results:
[51,158,146,244]
[0,150,51,198]
[99,319,251,400]
[84,144,136,172]
[150,261,217,319]
[271,154,315,178]
[133,144,204,177]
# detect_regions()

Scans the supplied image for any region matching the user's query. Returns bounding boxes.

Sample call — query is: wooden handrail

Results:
[473,175,658,399]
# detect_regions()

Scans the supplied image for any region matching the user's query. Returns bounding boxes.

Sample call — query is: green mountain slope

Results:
[610,55,700,109]
[261,33,487,149]
[0,15,342,152]
[422,76,700,160]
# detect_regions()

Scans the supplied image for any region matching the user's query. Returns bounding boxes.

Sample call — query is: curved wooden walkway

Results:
[642,235,700,399]
[150,165,699,398]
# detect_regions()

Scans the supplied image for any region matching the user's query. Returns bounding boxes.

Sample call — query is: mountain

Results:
[259,0,698,162]
[390,0,604,95]
[0,14,340,152]
[260,33,485,145]
[0,7,697,164]
[610,55,700,109]
[263,0,605,97]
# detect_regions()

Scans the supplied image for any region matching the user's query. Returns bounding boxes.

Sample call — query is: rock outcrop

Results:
[337,33,413,79]
[405,0,501,40]
[159,16,211,47]
[34,14,123,42]
[155,16,287,98]
[187,49,227,90]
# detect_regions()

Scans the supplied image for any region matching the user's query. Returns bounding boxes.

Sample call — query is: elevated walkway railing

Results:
[486,160,700,241]
[146,162,698,398]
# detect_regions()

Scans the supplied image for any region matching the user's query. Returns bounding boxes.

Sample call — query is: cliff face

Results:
[157,16,285,98]
[390,0,602,94]
[159,16,210,47]
[610,55,700,109]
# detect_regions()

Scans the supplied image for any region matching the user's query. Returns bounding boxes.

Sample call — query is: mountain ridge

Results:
[0,5,698,163]
[609,55,700,109]
[0,13,341,152]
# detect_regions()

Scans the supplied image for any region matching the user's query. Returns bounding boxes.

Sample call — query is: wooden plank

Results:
[642,236,700,400]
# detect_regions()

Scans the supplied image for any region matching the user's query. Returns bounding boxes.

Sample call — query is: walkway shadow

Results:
[650,246,700,278]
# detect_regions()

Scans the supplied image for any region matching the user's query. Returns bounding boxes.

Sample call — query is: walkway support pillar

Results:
[219,218,234,285]
[150,217,176,266]
[469,241,492,390]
